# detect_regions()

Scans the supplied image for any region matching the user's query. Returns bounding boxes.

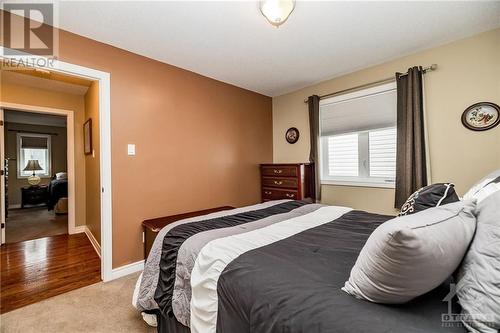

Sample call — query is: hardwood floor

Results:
[0,233,101,314]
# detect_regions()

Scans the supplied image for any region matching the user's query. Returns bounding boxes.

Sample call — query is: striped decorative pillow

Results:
[399,183,459,216]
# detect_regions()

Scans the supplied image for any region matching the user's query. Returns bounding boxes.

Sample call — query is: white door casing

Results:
[0,47,113,281]
[1,108,5,244]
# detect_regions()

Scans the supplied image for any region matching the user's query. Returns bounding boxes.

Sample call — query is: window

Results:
[17,133,52,178]
[320,82,397,188]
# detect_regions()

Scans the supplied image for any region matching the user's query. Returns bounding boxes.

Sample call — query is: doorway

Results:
[2,109,69,243]
[0,46,112,282]
[0,68,104,313]
[1,103,77,243]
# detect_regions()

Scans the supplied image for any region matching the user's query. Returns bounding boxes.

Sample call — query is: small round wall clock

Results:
[461,102,500,131]
[285,127,300,144]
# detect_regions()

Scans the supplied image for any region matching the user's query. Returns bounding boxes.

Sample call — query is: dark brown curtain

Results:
[395,66,428,208]
[308,95,321,202]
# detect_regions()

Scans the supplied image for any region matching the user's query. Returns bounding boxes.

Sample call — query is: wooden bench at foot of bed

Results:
[141,206,234,259]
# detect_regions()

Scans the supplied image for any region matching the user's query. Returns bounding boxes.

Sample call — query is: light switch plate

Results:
[127,144,136,156]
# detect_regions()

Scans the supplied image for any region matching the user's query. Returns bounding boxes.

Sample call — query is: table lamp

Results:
[23,160,43,186]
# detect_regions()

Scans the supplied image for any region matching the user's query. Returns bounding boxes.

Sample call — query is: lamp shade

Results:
[23,160,43,172]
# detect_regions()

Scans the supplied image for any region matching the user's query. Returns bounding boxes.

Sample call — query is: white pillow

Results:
[474,182,500,203]
[463,169,500,200]
[343,200,476,304]
[56,172,68,180]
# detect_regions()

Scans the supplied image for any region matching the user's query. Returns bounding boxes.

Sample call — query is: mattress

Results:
[134,200,466,333]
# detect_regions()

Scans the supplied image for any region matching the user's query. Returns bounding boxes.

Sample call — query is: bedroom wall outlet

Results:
[127,144,136,156]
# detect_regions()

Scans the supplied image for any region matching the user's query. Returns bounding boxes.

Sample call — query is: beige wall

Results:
[273,29,500,215]
[4,122,67,206]
[84,81,101,244]
[1,12,273,267]
[1,82,87,226]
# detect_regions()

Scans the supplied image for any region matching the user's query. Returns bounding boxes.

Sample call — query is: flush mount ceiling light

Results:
[260,0,295,27]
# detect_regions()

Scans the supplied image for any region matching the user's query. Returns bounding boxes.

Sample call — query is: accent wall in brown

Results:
[2,13,273,268]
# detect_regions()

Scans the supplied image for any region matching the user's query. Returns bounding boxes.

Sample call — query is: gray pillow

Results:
[463,169,500,200]
[456,191,500,333]
[343,200,476,303]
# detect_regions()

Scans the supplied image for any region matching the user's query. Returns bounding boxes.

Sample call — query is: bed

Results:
[133,200,466,333]
[47,177,68,211]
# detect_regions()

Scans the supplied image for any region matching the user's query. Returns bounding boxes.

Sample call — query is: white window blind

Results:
[17,133,52,178]
[320,83,397,137]
[369,128,397,179]
[327,134,359,177]
[320,82,397,187]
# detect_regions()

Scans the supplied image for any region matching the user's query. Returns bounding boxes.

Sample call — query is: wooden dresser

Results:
[260,163,315,202]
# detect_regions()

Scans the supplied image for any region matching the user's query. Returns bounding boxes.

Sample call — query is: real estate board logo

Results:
[442,283,495,329]
[1,2,58,65]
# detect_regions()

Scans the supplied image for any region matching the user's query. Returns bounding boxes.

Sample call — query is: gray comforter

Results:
[135,200,465,333]
[134,200,321,326]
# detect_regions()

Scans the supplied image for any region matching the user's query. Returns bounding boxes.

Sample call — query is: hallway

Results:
[0,233,101,314]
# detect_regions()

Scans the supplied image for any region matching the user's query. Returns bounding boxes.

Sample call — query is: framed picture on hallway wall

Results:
[84,119,93,155]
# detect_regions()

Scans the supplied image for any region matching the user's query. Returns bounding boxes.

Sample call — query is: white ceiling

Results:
[48,1,500,96]
[2,70,89,95]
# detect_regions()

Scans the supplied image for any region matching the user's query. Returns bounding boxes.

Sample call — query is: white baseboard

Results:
[110,260,145,281]
[84,226,101,258]
[72,225,86,234]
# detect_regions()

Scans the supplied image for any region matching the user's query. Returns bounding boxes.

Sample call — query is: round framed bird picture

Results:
[285,127,300,144]
[461,102,500,131]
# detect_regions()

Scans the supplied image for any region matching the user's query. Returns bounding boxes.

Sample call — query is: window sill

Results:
[321,179,395,189]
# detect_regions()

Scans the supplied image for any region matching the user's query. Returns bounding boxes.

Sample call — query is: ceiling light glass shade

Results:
[260,0,295,27]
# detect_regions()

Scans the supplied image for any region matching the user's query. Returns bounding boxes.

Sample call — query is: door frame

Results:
[1,46,113,282]
[0,103,76,234]
[0,109,4,244]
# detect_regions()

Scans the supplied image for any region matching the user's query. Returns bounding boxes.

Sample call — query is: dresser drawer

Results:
[261,177,298,189]
[262,188,298,201]
[261,165,298,177]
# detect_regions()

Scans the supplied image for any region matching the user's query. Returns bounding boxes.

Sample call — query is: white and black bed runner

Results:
[154,200,309,317]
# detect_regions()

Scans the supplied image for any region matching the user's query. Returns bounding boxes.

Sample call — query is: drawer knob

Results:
[285,193,294,198]
[274,180,283,185]
[264,191,272,195]
[273,169,283,174]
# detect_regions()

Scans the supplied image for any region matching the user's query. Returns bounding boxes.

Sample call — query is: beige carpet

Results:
[0,272,155,333]
[6,207,67,243]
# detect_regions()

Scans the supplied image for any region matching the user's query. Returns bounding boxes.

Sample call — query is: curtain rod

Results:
[8,129,59,136]
[303,64,437,103]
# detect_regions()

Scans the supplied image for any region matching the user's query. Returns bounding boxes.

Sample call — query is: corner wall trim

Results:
[110,260,144,281]
[83,227,101,258]
[73,226,86,234]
